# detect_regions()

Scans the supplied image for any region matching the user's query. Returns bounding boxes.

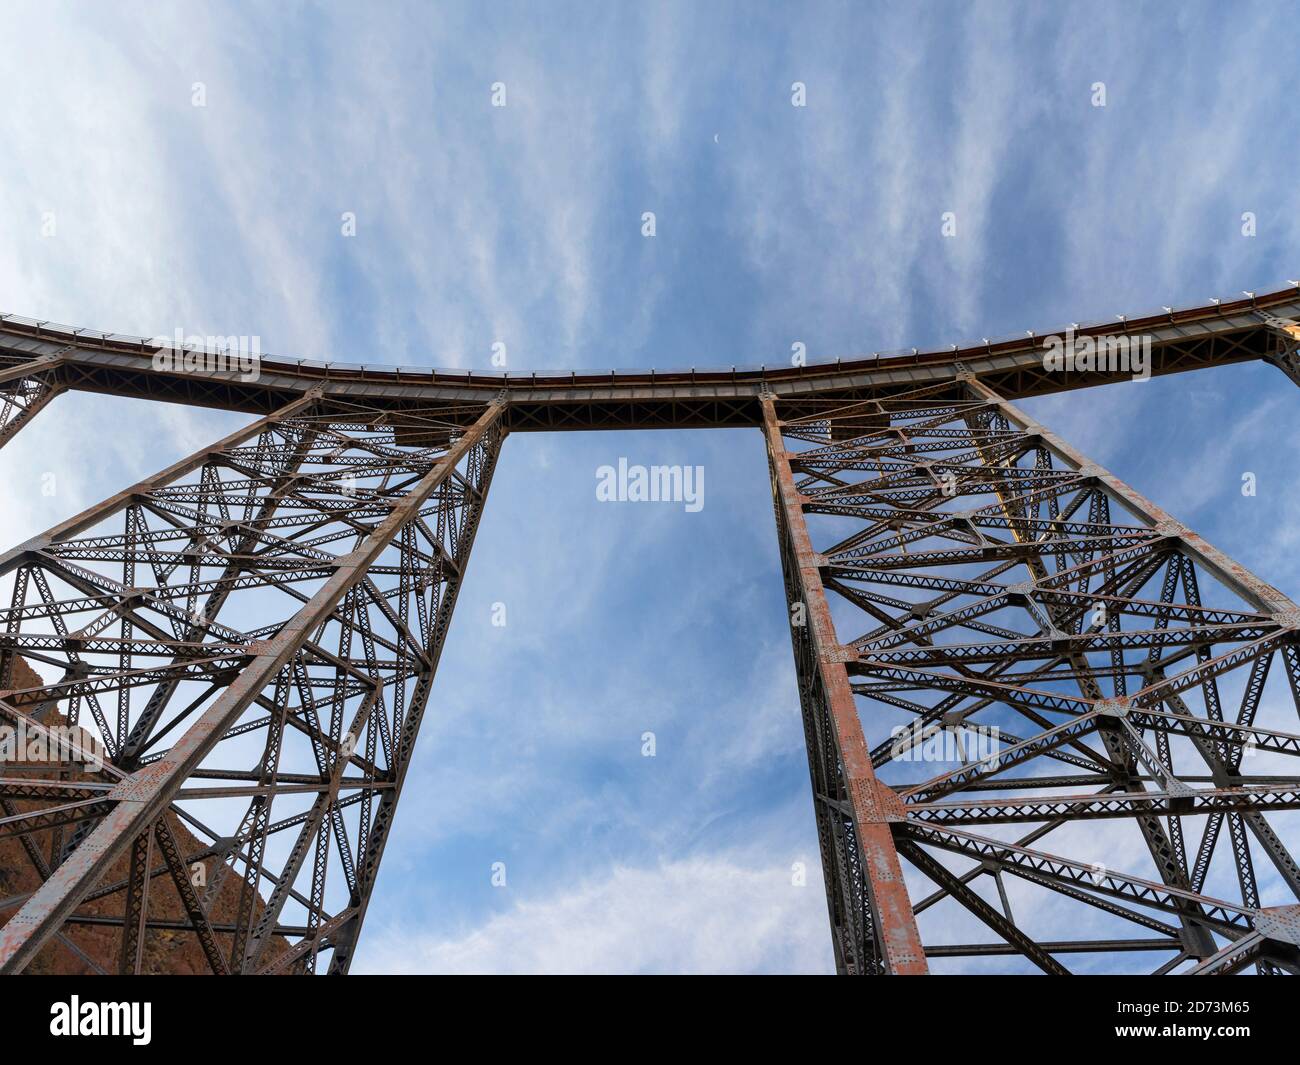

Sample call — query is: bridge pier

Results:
[764,377,1300,974]
[0,395,504,973]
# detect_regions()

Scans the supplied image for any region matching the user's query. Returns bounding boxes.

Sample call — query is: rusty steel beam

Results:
[117,829,153,975]
[763,395,927,975]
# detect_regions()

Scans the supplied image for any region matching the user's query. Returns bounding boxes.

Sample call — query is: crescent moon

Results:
[713,133,719,144]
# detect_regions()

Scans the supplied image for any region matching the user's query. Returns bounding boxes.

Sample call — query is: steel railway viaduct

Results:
[1,286,1300,975]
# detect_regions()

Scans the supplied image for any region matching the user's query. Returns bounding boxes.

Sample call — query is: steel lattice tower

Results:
[1,289,1299,975]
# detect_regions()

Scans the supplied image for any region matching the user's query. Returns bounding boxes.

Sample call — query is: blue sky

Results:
[1,0,1298,973]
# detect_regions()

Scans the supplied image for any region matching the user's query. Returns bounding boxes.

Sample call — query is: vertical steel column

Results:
[763,395,928,975]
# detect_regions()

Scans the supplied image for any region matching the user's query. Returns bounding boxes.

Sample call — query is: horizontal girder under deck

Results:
[1,287,1299,430]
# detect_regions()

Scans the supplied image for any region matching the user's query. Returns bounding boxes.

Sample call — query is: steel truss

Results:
[0,349,67,450]
[764,378,1300,974]
[0,391,505,973]
[0,285,1298,975]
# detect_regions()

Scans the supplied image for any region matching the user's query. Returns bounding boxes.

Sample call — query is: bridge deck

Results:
[2,286,1298,429]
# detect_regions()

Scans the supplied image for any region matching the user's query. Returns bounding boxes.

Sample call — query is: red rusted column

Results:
[762,397,927,975]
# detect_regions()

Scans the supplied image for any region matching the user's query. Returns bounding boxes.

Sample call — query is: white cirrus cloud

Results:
[357,854,835,974]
